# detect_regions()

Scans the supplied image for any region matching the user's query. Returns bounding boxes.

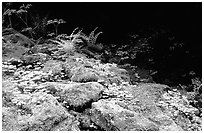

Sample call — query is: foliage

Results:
[48,27,103,59]
[3,3,34,38]
[30,13,49,39]
[3,2,16,27]
[46,19,66,36]
[186,77,202,114]
[67,27,103,47]
[86,27,103,46]
[2,3,49,40]
[102,35,153,65]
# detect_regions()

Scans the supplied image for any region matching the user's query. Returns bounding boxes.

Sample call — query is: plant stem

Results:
[17,15,33,39]
[8,16,12,28]
[55,24,58,36]
[25,13,27,25]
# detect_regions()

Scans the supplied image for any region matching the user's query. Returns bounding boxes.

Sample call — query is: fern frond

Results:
[89,27,98,39]
[92,31,103,44]
[88,27,102,46]
[70,27,79,37]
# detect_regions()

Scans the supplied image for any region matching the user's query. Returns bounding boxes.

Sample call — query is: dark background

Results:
[7,2,202,84]
[30,2,201,44]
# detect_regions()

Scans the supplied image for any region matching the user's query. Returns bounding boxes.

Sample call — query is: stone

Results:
[44,82,105,111]
[88,83,183,131]
[42,60,64,76]
[70,67,99,82]
[2,91,72,131]
[50,116,80,131]
[90,99,159,131]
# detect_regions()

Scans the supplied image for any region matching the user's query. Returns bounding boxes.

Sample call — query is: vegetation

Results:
[2,2,202,131]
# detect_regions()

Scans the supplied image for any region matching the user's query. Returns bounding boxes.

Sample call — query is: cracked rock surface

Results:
[2,33,201,131]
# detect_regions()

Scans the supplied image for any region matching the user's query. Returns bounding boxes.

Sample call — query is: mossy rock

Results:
[42,60,64,75]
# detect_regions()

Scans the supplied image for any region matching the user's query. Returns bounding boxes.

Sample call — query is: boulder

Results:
[89,83,183,131]
[2,91,76,131]
[63,57,130,85]
[44,82,105,111]
[70,67,99,82]
[90,99,159,131]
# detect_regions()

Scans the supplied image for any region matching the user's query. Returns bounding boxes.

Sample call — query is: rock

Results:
[2,80,18,107]
[2,107,20,131]
[99,65,130,85]
[45,82,105,111]
[2,28,35,47]
[63,57,130,85]
[21,53,49,66]
[50,116,80,131]
[90,99,159,131]
[63,57,99,82]
[2,63,17,77]
[78,114,92,130]
[2,91,73,131]
[70,67,99,82]
[2,41,29,61]
[42,60,64,76]
[2,33,200,131]
[89,83,183,131]
[30,42,58,55]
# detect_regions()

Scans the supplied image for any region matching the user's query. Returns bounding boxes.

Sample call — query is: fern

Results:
[88,27,103,46]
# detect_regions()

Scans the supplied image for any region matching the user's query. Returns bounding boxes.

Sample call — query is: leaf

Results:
[16,9,27,14]
[5,2,12,6]
[47,20,54,25]
[25,4,32,9]
[20,4,25,9]
[58,19,66,24]
[4,9,16,16]
[89,27,98,39]
[21,27,32,32]
[47,33,55,37]
[53,19,58,23]
[3,9,10,15]
[70,27,79,37]
[93,31,103,43]
[88,27,102,45]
